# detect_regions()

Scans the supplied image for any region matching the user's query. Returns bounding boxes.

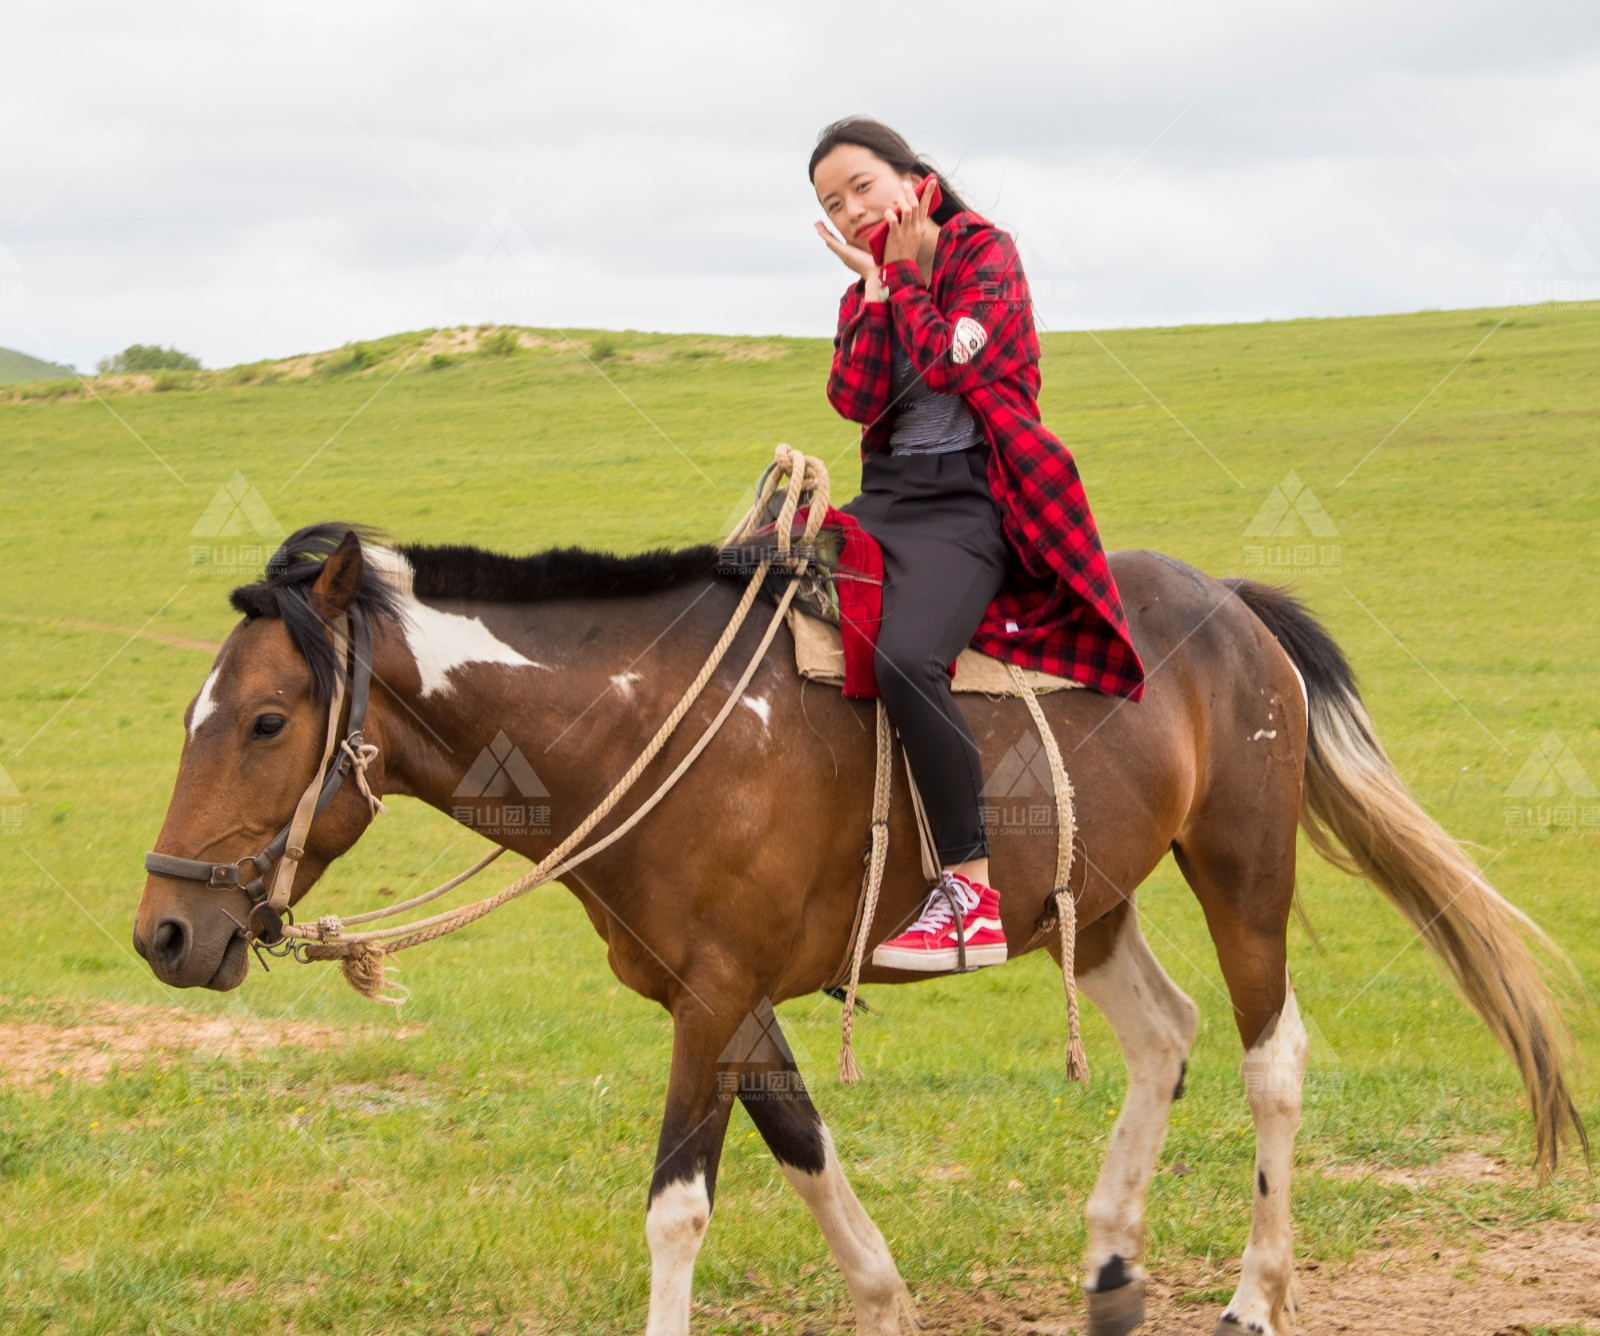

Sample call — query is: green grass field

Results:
[1,308,1597,1334]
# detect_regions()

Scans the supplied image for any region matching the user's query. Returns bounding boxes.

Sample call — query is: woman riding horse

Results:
[811,116,1146,972]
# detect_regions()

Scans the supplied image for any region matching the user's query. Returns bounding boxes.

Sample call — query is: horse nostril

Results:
[151,918,189,973]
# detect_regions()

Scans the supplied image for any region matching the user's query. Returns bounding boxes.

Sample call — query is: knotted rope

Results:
[1007,662,1088,1083]
[339,738,386,816]
[274,442,1088,1090]
[280,443,830,1003]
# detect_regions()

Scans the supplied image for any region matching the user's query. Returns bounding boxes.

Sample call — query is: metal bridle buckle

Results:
[247,899,286,946]
[248,905,300,969]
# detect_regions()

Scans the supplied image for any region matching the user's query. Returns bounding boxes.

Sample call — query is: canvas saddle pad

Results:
[786,606,1083,697]
[733,514,1081,698]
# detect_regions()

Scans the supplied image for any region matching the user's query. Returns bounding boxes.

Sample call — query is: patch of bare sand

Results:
[1322,1148,1515,1189]
[0,997,423,1089]
[699,1209,1600,1334]
[623,338,789,365]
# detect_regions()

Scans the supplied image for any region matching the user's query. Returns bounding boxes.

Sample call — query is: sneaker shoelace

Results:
[905,873,978,935]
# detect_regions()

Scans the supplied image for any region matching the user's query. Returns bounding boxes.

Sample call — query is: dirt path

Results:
[0,996,420,1087]
[1,613,221,655]
[702,1207,1600,1335]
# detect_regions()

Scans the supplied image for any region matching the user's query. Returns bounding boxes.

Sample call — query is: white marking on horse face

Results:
[610,671,643,699]
[189,664,223,739]
[368,548,547,699]
[741,694,771,729]
[1250,728,1278,741]
[645,1171,710,1328]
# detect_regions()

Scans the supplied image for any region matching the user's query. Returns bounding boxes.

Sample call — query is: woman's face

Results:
[813,143,921,252]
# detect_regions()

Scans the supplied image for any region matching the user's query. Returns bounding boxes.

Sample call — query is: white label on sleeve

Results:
[950,316,988,365]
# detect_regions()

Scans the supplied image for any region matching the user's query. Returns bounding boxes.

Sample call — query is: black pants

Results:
[838,445,1012,865]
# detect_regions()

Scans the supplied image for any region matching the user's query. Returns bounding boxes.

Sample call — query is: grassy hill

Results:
[0,344,73,384]
[1,307,1596,1332]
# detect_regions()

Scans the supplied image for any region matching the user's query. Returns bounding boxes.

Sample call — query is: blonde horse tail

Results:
[1225,578,1588,1175]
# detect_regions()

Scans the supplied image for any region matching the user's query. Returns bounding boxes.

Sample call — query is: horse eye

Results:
[252,714,286,739]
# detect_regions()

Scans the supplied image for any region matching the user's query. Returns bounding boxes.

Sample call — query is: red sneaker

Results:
[871,871,1008,972]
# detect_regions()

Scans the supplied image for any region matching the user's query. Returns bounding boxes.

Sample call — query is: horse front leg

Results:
[644,1003,742,1336]
[736,1002,911,1335]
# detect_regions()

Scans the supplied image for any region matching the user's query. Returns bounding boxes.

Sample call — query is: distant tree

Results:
[96,344,203,374]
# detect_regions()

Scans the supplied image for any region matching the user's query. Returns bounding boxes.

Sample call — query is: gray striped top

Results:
[887,330,985,455]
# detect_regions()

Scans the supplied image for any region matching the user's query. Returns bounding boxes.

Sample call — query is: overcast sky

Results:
[3,0,1597,372]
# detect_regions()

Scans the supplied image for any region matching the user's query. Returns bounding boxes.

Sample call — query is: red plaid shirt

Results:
[826,211,1146,701]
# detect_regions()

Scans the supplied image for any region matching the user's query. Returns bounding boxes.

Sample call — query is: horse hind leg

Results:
[1172,821,1306,1336]
[737,1003,911,1335]
[1068,901,1200,1336]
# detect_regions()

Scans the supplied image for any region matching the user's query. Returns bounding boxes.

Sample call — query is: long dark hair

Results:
[808,117,971,224]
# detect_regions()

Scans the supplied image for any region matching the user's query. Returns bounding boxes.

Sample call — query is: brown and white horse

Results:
[134,524,1584,1336]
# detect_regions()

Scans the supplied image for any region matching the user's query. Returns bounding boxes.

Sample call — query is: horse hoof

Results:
[1213,1316,1271,1335]
[1086,1277,1145,1336]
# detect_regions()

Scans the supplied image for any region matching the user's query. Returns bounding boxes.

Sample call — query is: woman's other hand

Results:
[815,219,876,279]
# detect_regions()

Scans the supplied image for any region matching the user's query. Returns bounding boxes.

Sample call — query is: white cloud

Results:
[0,0,1596,369]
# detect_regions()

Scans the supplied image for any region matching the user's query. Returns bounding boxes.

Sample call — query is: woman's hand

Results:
[814,220,876,279]
[882,178,932,267]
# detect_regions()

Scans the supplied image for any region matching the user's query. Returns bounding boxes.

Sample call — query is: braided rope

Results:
[1007,662,1088,1084]
[837,699,894,1083]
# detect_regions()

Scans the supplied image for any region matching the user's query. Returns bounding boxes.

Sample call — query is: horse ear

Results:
[309,530,365,617]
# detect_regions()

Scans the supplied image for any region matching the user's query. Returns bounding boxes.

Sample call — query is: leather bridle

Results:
[142,605,377,949]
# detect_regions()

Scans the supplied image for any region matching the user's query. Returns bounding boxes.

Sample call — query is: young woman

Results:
[810,116,1147,973]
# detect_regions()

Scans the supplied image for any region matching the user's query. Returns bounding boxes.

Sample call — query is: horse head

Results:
[134,526,396,989]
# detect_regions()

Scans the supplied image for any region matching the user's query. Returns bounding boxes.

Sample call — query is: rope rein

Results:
[277,444,827,1003]
[268,444,1087,1088]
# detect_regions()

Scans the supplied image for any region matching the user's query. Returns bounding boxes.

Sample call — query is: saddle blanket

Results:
[783,505,1081,699]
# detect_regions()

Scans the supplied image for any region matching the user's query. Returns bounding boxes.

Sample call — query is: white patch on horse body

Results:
[777,1124,905,1333]
[1076,918,1199,1289]
[401,601,547,698]
[189,664,223,739]
[611,671,643,699]
[644,1172,711,1334]
[1251,728,1278,741]
[1222,983,1308,1335]
[1288,661,1308,710]
[741,694,771,729]
[369,547,547,699]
